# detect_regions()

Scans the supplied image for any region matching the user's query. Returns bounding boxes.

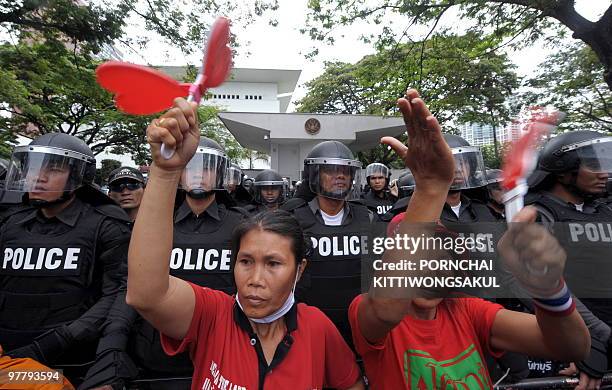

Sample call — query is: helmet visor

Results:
[226,166,242,187]
[365,163,388,178]
[181,149,228,192]
[450,147,487,190]
[576,138,612,173]
[4,146,91,192]
[307,161,362,200]
[253,181,286,204]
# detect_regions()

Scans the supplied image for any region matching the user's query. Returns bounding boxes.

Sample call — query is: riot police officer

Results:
[246,169,287,213]
[107,166,146,222]
[362,163,396,216]
[130,137,247,384]
[485,168,505,219]
[523,130,612,387]
[227,162,252,207]
[382,170,415,221]
[438,134,499,223]
[281,140,372,346]
[0,133,133,386]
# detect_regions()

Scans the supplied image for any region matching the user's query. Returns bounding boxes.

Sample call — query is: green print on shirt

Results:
[403,344,492,389]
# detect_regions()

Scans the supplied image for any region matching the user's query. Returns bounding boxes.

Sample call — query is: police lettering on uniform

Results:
[526,130,612,384]
[0,133,134,388]
[245,169,287,214]
[282,140,373,347]
[130,137,248,381]
[362,163,396,216]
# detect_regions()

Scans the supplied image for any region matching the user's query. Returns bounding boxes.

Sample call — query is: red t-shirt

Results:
[349,294,503,390]
[161,283,360,390]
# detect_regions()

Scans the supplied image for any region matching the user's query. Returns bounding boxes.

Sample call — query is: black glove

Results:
[6,326,71,364]
[576,337,608,379]
[78,350,138,390]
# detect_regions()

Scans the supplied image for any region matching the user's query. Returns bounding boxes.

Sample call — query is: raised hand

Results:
[381,89,454,195]
[498,207,566,294]
[146,97,200,172]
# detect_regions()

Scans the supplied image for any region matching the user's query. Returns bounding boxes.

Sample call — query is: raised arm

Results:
[126,98,200,340]
[491,207,590,362]
[357,88,455,343]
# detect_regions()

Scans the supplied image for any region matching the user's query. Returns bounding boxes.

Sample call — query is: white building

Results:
[96,67,301,167]
[459,122,513,146]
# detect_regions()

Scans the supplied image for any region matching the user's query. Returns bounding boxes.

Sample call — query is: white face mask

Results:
[236,265,301,324]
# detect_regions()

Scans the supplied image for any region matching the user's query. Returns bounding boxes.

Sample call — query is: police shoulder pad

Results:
[348,198,366,206]
[280,197,307,212]
[93,203,131,223]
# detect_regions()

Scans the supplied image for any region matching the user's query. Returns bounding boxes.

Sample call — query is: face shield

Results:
[365,163,389,179]
[4,145,93,193]
[450,146,487,190]
[253,180,287,205]
[306,158,362,200]
[180,146,228,193]
[567,137,612,174]
[226,165,243,188]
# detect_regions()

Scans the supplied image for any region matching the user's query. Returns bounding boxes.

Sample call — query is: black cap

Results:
[108,166,145,184]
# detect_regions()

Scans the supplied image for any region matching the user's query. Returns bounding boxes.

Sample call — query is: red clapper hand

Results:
[501,108,565,222]
[96,17,232,159]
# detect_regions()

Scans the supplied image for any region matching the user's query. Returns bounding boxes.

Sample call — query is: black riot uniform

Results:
[362,163,396,216]
[524,131,612,380]
[282,141,372,347]
[130,138,247,381]
[0,133,132,385]
[245,169,287,214]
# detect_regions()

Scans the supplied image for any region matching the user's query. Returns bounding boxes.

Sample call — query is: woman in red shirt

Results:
[126,99,364,390]
[350,89,591,389]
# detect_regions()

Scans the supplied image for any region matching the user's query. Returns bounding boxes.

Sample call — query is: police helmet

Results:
[4,133,96,204]
[304,141,362,200]
[365,162,390,188]
[442,133,487,190]
[227,163,243,188]
[397,171,415,198]
[253,169,287,206]
[538,131,612,174]
[180,137,229,199]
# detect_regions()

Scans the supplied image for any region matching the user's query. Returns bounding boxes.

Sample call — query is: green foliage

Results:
[95,159,122,185]
[303,1,612,90]
[0,42,155,160]
[1,0,279,55]
[480,142,511,169]
[296,33,519,166]
[521,43,612,133]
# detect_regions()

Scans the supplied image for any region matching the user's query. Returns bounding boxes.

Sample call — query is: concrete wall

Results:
[208,82,280,113]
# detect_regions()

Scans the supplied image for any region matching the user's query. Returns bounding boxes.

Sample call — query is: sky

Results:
[121,0,612,112]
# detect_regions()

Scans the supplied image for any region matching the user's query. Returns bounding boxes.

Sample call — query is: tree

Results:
[1,0,279,55]
[95,159,121,185]
[297,33,519,165]
[521,42,612,133]
[0,41,156,158]
[304,0,612,90]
